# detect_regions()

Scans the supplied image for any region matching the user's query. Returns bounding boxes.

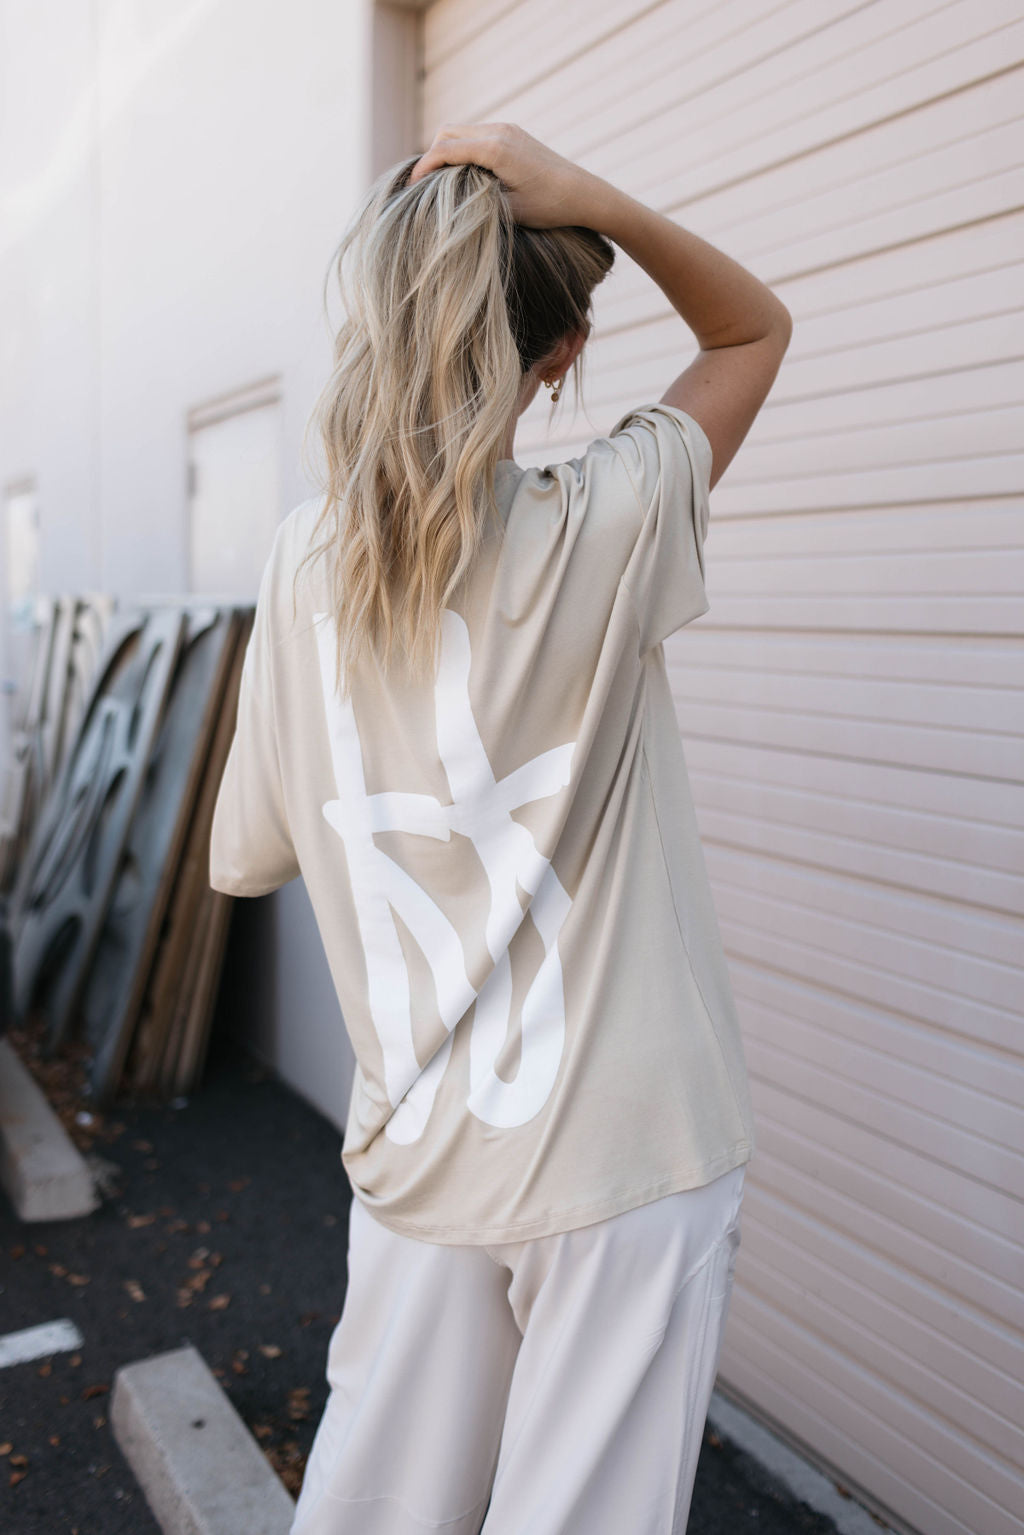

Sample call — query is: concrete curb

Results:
[0,1037,100,1221]
[111,1344,296,1535]
[708,1389,890,1534]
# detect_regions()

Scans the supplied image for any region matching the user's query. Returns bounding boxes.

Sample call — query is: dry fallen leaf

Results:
[48,1436,60,1448]
[0,1443,11,1455]
[127,1213,156,1229]
[49,1262,68,1278]
[263,1436,307,1496]
[124,1280,146,1303]
[37,1363,51,1378]
[208,1293,231,1311]
[258,1343,282,1359]
[82,1383,109,1400]
[10,1453,28,1467]
[67,1273,90,1287]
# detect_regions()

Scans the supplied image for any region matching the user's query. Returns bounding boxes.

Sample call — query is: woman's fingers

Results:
[408,123,511,185]
[406,122,587,229]
[409,127,471,183]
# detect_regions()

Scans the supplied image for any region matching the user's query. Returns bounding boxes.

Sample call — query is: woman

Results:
[210,122,791,1535]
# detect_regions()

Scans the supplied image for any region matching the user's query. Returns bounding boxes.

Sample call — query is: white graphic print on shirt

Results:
[312,607,576,1145]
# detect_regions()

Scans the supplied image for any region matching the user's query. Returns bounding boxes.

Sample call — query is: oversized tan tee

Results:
[210,402,756,1244]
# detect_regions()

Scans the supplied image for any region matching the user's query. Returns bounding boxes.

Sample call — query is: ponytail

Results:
[296,154,615,697]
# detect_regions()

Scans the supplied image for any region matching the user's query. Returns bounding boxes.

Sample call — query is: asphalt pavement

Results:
[1,1007,846,1534]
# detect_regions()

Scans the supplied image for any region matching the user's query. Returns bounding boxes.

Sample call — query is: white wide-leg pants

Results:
[289,1163,746,1535]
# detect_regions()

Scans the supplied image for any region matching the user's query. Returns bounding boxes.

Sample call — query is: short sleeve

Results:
[608,402,713,655]
[209,535,301,897]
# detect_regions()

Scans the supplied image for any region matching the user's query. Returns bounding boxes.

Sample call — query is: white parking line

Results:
[0,1318,85,1368]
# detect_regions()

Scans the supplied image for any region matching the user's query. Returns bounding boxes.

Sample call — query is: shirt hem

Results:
[208,874,289,898]
[345,1141,754,1246]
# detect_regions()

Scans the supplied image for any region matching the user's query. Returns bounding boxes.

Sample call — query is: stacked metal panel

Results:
[1,599,252,1106]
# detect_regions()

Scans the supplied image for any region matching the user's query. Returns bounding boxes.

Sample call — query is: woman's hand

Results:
[408,122,602,230]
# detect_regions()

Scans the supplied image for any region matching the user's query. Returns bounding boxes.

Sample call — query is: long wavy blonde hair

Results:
[296,153,615,697]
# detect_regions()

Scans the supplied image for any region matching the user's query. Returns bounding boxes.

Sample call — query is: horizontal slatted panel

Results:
[683,728,1024,912]
[421,2,1024,1531]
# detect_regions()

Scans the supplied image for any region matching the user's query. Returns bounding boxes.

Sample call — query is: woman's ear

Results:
[541,329,587,385]
[559,328,588,377]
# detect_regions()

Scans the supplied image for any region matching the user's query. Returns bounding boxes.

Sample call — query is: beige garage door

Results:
[415,3,1024,1533]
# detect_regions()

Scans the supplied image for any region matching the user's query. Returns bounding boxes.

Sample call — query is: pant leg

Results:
[479,1164,746,1535]
[289,1194,523,1535]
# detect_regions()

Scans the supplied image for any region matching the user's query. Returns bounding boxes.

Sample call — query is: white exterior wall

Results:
[0,0,379,1128]
[419,4,1024,1535]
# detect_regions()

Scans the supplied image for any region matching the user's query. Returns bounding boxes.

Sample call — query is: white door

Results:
[188,400,282,600]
